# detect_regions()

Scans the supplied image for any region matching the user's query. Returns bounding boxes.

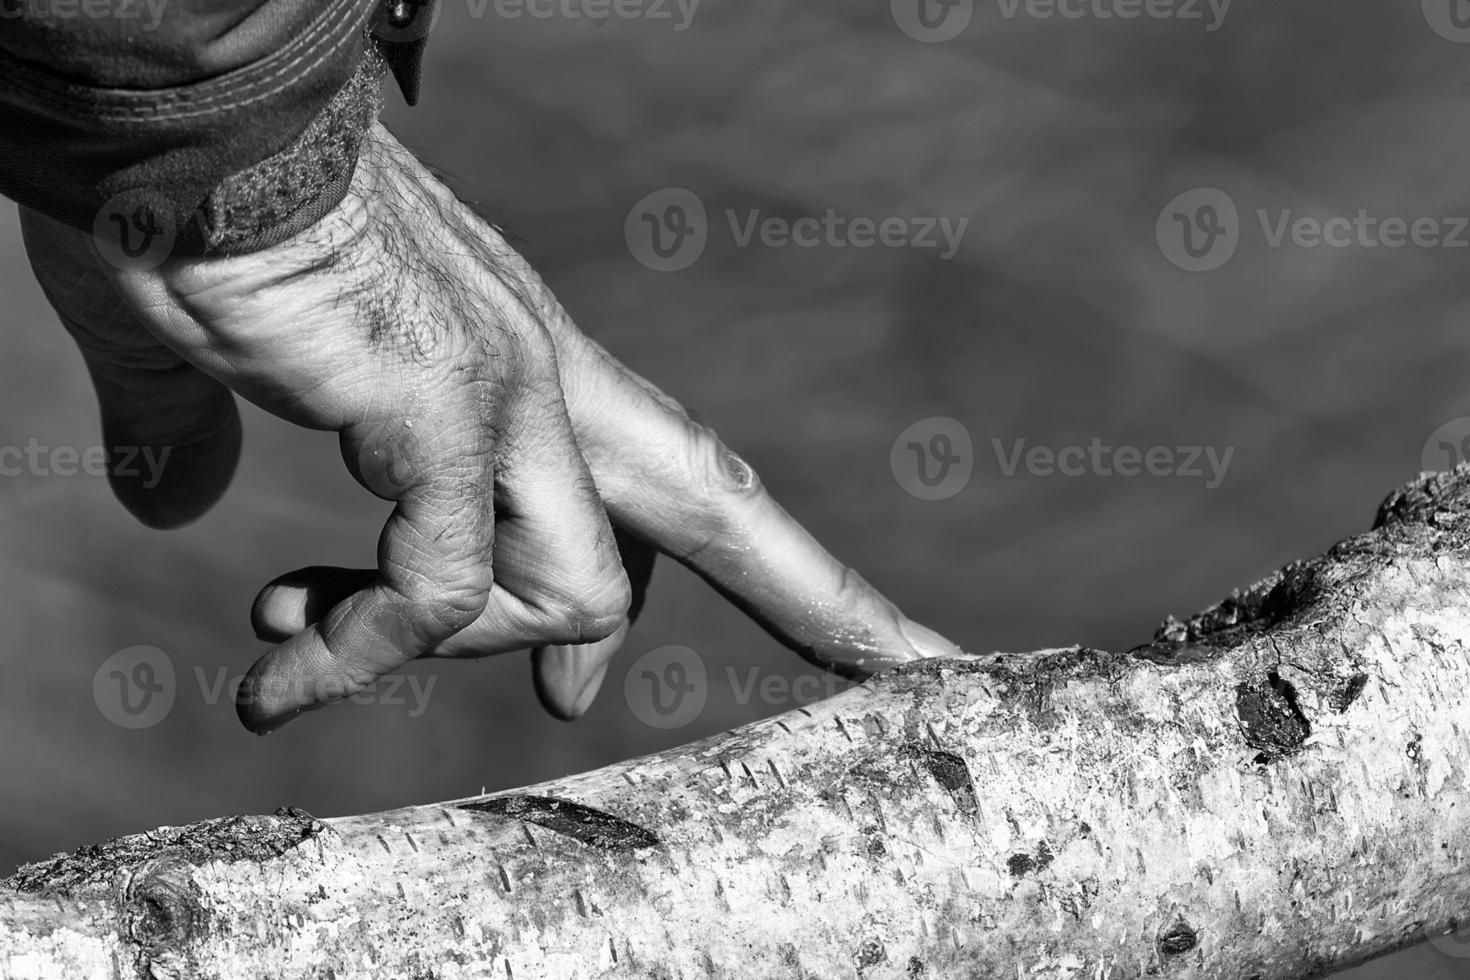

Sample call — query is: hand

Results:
[19,125,963,733]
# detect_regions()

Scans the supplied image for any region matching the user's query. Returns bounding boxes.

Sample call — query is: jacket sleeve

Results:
[0,0,434,257]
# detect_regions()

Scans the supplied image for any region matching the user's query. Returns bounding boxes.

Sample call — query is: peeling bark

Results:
[5,469,1470,979]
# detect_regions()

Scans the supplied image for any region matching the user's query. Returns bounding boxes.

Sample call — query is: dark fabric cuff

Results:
[196,46,385,254]
[0,0,423,258]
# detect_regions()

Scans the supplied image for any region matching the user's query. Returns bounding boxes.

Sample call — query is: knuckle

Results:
[665,421,766,564]
[683,420,764,504]
[834,563,878,609]
[395,569,493,644]
[537,568,632,645]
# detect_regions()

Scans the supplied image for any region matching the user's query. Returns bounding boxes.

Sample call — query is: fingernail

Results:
[569,662,610,719]
[249,586,282,638]
[533,646,579,721]
[534,624,628,722]
[239,699,298,736]
[899,619,965,661]
[235,666,311,734]
[249,583,308,642]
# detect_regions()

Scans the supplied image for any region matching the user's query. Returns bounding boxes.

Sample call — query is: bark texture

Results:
[5,469,1470,980]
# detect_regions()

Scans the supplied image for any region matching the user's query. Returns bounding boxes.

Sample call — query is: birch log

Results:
[5,469,1470,980]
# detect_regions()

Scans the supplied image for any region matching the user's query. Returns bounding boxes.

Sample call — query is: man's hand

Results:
[20,125,962,733]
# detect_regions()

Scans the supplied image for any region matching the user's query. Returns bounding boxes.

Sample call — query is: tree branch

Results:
[6,469,1470,980]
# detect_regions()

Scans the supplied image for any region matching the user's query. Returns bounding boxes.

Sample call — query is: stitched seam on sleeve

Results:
[0,0,378,121]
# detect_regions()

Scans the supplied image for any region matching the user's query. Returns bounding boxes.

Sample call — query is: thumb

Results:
[531,529,658,721]
[20,207,242,528]
[80,348,243,529]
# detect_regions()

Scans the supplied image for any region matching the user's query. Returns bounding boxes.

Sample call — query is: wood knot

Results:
[856,937,886,969]
[123,856,203,949]
[1236,670,1311,764]
[1157,917,1200,957]
[458,796,660,851]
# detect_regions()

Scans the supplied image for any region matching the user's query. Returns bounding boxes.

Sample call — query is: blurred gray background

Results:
[2,0,1469,976]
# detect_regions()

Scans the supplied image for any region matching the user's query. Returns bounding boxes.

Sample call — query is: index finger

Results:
[237,409,496,732]
[555,334,963,678]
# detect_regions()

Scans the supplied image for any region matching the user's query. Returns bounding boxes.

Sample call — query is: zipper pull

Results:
[371,0,438,106]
